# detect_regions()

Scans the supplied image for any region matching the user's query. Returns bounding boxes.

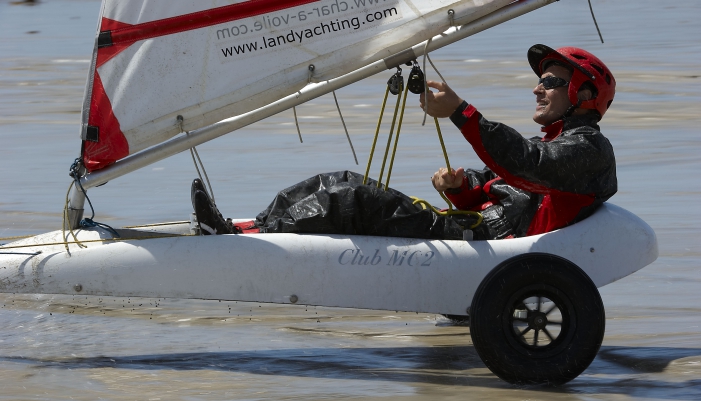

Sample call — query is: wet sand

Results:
[1,0,700,399]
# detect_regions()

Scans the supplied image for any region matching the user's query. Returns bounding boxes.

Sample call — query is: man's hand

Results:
[419,81,464,118]
[432,167,465,192]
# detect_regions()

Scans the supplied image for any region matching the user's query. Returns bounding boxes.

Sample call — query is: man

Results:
[423,44,617,239]
[192,44,616,240]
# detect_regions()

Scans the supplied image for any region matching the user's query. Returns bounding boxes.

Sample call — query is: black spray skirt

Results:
[254,171,488,240]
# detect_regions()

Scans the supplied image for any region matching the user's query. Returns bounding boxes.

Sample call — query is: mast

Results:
[68,0,557,228]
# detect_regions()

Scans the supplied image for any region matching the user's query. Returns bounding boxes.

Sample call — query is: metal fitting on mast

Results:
[67,160,87,230]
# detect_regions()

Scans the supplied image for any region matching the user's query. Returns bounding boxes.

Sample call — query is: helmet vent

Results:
[606,99,613,109]
[591,64,605,76]
[571,54,586,60]
[605,74,612,84]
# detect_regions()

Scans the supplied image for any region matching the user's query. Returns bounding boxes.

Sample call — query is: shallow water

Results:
[1,0,700,399]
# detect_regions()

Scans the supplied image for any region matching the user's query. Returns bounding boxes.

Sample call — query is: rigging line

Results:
[420,49,456,208]
[292,106,303,143]
[434,117,451,173]
[332,90,358,165]
[68,159,121,239]
[434,116,458,211]
[439,191,455,211]
[422,38,432,126]
[434,118,456,213]
[408,197,483,229]
[189,148,205,194]
[0,235,33,241]
[588,0,605,44]
[421,39,450,126]
[61,181,69,251]
[420,53,459,212]
[384,83,410,190]
[426,52,448,84]
[191,146,216,205]
[376,80,404,188]
[62,180,84,253]
[363,85,390,185]
[182,120,216,204]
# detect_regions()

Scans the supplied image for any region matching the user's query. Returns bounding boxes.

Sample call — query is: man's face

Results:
[533,64,573,126]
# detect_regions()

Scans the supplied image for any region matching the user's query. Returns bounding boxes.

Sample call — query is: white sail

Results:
[80,0,513,171]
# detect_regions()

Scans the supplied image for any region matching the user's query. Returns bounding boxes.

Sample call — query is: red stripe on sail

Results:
[82,72,129,172]
[97,1,318,67]
[103,0,318,57]
[96,18,133,68]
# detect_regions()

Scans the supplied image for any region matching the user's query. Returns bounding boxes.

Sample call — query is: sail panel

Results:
[81,0,512,171]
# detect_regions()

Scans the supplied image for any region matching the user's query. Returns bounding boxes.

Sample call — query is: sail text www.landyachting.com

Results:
[217,2,400,58]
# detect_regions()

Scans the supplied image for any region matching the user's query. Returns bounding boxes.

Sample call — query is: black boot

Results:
[191,178,207,208]
[191,179,234,235]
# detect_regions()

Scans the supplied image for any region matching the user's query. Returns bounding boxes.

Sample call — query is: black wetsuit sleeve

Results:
[456,105,616,197]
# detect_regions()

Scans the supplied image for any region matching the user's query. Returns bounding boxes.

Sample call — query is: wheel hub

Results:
[510,296,567,350]
[529,312,548,330]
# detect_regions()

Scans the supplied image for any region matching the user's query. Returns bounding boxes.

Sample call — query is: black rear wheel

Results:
[470,253,605,385]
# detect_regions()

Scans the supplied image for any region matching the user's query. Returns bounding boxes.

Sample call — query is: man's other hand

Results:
[419,81,464,118]
[432,167,464,192]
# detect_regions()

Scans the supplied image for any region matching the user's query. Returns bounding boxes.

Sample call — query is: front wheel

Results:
[470,253,605,385]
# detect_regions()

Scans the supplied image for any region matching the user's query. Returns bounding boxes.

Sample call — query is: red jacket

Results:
[445,102,617,238]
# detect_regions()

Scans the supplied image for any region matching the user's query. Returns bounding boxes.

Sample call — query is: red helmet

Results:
[528,44,615,120]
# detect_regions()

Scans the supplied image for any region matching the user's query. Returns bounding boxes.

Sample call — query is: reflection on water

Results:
[1,0,700,399]
[1,294,700,400]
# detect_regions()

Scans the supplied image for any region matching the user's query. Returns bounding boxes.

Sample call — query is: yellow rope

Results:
[432,118,458,211]
[439,191,455,210]
[62,181,86,252]
[361,70,484,231]
[376,84,404,188]
[0,235,34,241]
[428,117,484,229]
[364,85,390,185]
[383,84,410,190]
[409,197,483,229]
[434,117,451,172]
[0,233,196,251]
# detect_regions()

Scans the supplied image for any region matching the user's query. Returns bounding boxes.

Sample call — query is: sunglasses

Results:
[538,76,569,90]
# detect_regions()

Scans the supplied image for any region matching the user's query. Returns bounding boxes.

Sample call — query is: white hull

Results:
[0,203,657,315]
